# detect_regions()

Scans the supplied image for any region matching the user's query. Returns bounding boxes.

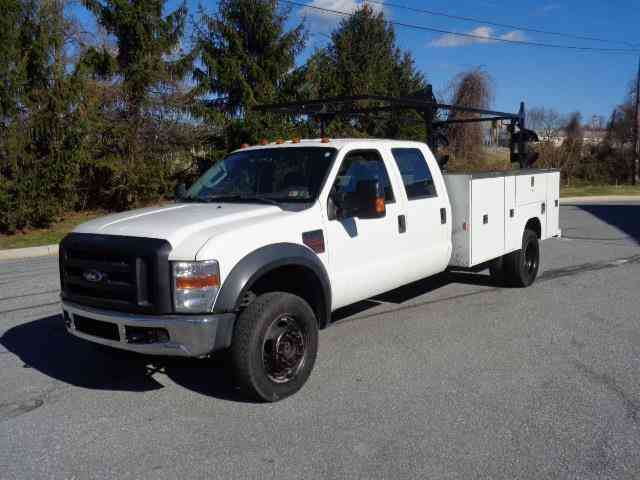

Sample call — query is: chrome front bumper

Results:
[62,301,235,357]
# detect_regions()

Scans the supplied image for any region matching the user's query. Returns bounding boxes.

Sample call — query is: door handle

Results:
[398,215,407,234]
[440,208,447,224]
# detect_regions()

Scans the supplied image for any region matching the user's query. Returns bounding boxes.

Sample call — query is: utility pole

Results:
[633,56,640,185]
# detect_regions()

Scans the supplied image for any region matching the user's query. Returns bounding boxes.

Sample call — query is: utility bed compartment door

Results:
[505,176,520,252]
[516,173,547,206]
[471,177,505,265]
[546,171,561,237]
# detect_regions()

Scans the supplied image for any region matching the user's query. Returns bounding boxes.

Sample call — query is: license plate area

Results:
[73,315,120,341]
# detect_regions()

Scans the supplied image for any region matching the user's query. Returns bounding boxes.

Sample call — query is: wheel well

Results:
[245,265,329,328]
[525,217,542,238]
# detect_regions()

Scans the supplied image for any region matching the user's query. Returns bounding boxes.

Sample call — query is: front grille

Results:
[60,233,172,314]
[63,250,139,305]
[74,315,120,341]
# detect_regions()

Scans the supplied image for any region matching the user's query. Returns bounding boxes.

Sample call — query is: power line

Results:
[364,0,638,48]
[288,0,640,54]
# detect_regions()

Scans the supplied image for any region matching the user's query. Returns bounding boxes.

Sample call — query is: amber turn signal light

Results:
[175,275,220,290]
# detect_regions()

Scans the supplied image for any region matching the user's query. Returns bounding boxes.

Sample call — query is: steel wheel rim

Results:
[524,241,538,275]
[262,314,306,384]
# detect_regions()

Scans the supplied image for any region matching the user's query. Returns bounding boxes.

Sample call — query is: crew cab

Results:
[60,139,561,401]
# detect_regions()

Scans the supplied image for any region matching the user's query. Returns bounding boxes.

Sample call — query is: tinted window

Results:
[331,150,395,203]
[391,148,437,199]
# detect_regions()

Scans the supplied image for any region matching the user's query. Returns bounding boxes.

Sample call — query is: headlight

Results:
[172,260,220,313]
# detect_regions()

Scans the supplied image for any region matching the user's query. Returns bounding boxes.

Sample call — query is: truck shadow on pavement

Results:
[0,314,252,402]
[333,271,499,321]
[1,271,500,402]
[571,204,640,244]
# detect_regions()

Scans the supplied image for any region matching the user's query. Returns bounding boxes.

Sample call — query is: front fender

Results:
[213,243,332,327]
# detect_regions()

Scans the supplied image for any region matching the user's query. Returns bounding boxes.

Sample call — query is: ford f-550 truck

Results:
[60,139,561,401]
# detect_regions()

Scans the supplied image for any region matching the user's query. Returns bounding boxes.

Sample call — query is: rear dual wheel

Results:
[490,228,540,287]
[231,292,318,402]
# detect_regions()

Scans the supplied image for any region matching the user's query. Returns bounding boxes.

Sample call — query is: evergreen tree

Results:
[0,0,85,232]
[80,0,193,208]
[301,5,425,139]
[193,0,306,146]
[0,0,25,126]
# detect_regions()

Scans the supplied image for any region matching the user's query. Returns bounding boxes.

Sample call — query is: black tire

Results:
[503,228,540,287]
[231,292,319,402]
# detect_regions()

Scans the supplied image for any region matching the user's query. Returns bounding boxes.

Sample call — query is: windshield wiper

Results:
[201,194,282,207]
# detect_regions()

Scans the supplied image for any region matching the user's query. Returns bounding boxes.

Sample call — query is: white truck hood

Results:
[73,202,285,257]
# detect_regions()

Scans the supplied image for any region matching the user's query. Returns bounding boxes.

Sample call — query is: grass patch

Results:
[560,184,640,198]
[0,211,104,250]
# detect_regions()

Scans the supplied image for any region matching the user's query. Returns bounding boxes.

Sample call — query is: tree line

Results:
[528,90,638,186]
[0,0,636,233]
[1,0,433,232]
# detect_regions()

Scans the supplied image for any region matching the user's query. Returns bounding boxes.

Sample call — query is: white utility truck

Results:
[60,139,561,401]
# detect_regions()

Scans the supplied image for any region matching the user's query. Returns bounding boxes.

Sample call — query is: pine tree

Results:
[0,0,84,232]
[0,0,25,125]
[302,5,425,139]
[193,0,306,145]
[80,0,193,208]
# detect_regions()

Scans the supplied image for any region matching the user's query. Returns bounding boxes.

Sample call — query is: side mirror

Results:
[345,179,386,219]
[175,183,187,201]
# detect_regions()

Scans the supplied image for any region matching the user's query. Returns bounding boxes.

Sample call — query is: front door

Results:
[324,149,405,309]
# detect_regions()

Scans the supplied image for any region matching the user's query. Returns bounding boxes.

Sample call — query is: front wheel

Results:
[231,292,319,402]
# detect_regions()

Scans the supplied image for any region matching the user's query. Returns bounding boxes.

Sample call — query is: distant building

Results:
[533,128,606,146]
[582,128,607,145]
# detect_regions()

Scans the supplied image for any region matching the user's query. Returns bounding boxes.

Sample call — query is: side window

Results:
[391,148,438,199]
[331,150,395,203]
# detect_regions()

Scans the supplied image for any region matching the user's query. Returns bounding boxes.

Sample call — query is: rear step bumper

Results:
[62,301,235,357]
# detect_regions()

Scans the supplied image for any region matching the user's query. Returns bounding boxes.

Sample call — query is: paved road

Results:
[1,200,639,479]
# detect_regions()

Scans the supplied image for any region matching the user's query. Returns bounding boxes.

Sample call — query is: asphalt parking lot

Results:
[1,200,639,479]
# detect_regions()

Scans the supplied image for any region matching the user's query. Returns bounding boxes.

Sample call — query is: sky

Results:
[71,0,640,124]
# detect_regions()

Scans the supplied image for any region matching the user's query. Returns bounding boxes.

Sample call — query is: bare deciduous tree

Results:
[527,107,564,143]
[445,69,494,169]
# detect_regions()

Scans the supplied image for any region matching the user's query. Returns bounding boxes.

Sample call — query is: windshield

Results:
[185,147,337,205]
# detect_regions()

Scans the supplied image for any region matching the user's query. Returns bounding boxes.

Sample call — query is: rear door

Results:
[389,147,451,280]
[324,149,405,309]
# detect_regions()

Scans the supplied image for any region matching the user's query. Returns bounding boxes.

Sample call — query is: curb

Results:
[561,195,640,203]
[0,244,59,261]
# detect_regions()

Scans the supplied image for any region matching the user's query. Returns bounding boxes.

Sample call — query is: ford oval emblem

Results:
[83,269,105,283]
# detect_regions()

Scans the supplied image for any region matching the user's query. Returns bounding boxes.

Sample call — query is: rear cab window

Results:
[391,148,438,200]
